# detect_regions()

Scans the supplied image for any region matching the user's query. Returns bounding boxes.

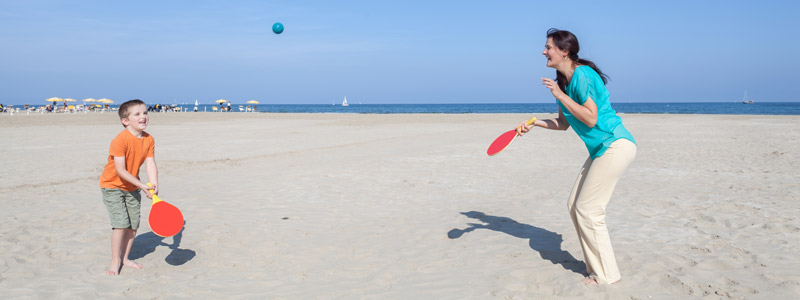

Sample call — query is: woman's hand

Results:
[517,120,533,136]
[542,78,566,100]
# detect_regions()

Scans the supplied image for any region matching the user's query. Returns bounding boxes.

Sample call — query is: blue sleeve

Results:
[570,68,595,105]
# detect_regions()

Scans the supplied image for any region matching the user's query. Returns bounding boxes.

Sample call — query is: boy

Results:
[99,99,158,275]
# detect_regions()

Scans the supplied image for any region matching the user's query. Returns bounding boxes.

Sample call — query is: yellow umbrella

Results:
[46,97,63,102]
[82,98,96,103]
[64,98,77,102]
[215,99,229,103]
[246,100,260,104]
[98,98,114,104]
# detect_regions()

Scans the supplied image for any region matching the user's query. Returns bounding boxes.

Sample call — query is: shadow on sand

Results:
[448,211,584,274]
[130,221,196,266]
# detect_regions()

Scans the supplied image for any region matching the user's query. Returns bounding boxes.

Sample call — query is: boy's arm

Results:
[144,157,159,195]
[113,156,153,199]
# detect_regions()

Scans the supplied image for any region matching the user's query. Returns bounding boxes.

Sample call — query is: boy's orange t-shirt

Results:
[99,130,155,191]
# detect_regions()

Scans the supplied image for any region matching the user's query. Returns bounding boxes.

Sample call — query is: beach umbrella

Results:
[82,98,96,103]
[246,100,260,104]
[215,99,229,103]
[98,98,113,104]
[46,97,63,102]
[64,98,77,102]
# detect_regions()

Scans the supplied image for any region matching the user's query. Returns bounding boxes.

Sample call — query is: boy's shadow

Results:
[130,221,196,266]
[448,211,584,274]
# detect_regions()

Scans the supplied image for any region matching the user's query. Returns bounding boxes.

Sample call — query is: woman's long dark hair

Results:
[547,28,608,92]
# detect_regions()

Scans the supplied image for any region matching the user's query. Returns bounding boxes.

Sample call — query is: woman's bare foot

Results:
[583,277,621,285]
[123,260,142,270]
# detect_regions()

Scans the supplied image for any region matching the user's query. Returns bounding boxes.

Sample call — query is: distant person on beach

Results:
[518,28,637,285]
[227,101,231,111]
[98,99,159,275]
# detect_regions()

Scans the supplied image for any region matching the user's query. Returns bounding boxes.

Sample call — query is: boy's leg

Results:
[107,228,126,275]
[102,188,142,275]
[103,188,132,275]
[122,229,142,269]
[121,190,142,269]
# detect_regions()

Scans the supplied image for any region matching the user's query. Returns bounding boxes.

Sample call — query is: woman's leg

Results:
[568,157,593,275]
[571,139,636,284]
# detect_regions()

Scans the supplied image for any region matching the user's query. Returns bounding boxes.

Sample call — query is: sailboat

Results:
[342,96,349,107]
[742,91,755,104]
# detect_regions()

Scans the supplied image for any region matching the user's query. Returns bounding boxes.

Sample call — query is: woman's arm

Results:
[519,108,569,135]
[537,108,570,131]
[542,78,598,128]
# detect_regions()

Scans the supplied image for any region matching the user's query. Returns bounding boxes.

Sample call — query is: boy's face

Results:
[121,104,149,131]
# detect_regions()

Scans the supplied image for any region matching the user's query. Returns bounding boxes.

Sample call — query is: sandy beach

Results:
[1,111,798,299]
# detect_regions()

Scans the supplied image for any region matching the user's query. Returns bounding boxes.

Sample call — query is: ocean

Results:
[185,102,800,115]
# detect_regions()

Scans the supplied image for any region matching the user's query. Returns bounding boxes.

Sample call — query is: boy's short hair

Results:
[117,99,146,128]
[118,99,146,119]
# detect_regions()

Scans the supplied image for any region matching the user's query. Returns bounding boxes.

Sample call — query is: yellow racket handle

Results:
[516,116,537,133]
[146,183,162,204]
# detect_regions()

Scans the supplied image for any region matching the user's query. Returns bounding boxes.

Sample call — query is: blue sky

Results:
[1,0,798,105]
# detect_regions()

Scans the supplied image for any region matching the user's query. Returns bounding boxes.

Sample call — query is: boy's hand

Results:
[140,189,153,199]
[141,183,158,199]
[140,187,153,199]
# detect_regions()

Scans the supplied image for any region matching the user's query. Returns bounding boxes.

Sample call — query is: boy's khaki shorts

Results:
[101,188,141,230]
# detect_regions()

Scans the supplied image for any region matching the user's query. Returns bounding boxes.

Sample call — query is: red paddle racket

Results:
[487,117,537,156]
[147,183,184,237]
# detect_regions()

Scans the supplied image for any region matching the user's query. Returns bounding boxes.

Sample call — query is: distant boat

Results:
[742,91,755,104]
[342,96,349,107]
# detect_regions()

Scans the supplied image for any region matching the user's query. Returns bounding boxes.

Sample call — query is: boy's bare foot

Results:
[123,260,143,270]
[106,260,121,275]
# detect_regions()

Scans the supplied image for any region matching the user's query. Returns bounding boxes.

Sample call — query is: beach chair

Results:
[212,106,219,112]
[239,105,245,112]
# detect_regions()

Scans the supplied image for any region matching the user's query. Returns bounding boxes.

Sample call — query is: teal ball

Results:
[272,22,284,34]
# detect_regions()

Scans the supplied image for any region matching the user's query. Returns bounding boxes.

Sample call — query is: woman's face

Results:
[542,37,568,68]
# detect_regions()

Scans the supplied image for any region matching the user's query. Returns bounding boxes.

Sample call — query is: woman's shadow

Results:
[130,221,196,266]
[448,211,584,274]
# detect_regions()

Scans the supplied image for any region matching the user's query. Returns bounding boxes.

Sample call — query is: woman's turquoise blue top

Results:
[559,65,636,158]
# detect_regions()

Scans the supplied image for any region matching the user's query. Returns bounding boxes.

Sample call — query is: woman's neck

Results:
[557,61,578,85]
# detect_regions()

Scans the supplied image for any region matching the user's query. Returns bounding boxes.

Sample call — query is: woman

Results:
[518,28,637,285]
